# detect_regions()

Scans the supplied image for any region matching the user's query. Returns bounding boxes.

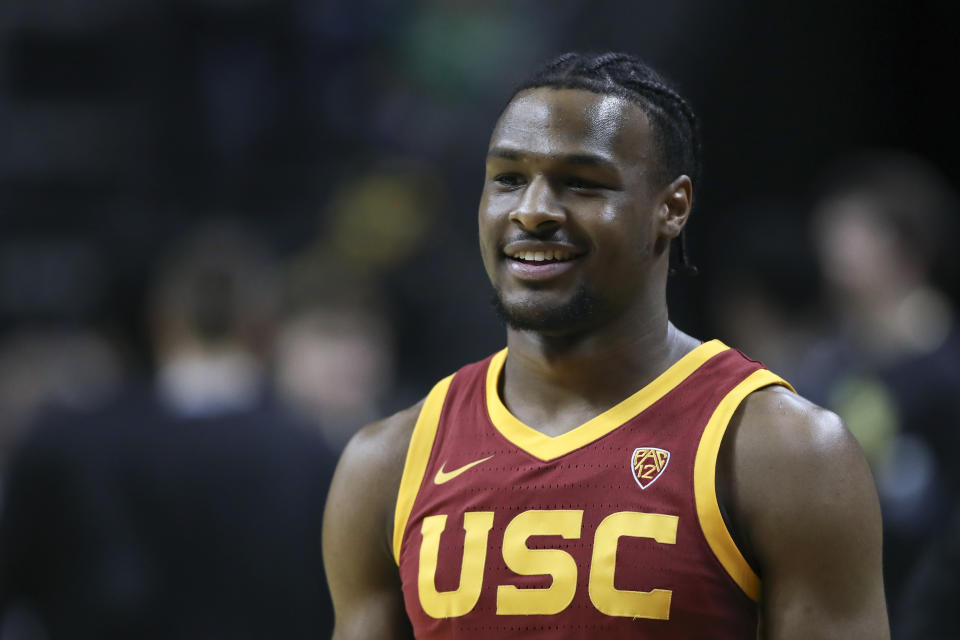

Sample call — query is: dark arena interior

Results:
[0,1,958,638]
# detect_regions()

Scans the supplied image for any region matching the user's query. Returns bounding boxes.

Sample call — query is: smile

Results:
[503,242,586,262]
[502,244,586,281]
[505,248,580,263]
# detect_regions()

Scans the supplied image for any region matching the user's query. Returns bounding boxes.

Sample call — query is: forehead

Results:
[489,88,652,166]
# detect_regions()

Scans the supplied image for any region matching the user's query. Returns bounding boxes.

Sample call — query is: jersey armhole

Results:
[392,374,454,565]
[693,368,795,601]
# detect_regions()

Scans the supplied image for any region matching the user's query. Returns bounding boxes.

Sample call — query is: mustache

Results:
[500,229,575,247]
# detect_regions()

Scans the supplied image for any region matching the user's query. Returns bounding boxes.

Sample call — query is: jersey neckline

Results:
[484,339,729,461]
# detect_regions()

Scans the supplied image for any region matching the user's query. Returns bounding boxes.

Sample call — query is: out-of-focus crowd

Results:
[1,0,959,638]
[714,152,960,638]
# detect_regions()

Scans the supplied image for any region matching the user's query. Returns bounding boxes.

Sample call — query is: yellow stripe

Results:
[485,340,730,461]
[392,374,454,565]
[693,368,795,601]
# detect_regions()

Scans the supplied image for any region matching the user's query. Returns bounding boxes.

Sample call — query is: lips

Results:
[502,242,586,281]
[506,248,579,262]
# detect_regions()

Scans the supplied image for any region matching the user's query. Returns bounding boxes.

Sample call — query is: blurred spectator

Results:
[709,197,821,378]
[285,160,493,398]
[0,328,122,489]
[274,301,395,451]
[148,221,280,418]
[0,220,337,639]
[793,150,960,604]
[287,162,439,290]
[896,506,960,639]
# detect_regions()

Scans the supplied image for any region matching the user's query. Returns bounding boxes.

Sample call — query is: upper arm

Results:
[322,406,420,640]
[727,387,889,640]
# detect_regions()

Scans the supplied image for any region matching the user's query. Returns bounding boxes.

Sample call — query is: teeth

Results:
[509,249,577,262]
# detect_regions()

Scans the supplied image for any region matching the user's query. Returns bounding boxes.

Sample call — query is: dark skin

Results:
[323,88,889,639]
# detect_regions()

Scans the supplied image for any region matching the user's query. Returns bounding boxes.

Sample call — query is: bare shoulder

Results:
[732,385,858,475]
[726,385,877,538]
[341,401,423,483]
[326,400,424,551]
[323,401,424,640]
[724,385,889,638]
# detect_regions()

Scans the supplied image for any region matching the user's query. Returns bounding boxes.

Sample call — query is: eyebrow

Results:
[486,146,617,170]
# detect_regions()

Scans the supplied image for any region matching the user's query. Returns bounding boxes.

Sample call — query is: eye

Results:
[564,176,604,191]
[493,173,525,189]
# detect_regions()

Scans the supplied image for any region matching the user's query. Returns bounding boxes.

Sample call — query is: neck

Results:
[500,295,698,436]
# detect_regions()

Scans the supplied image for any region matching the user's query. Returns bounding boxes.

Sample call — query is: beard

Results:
[490,285,600,334]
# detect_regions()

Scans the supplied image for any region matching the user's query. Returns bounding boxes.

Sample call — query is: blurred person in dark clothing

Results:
[273,301,395,452]
[709,198,821,380]
[896,507,960,639]
[795,151,960,606]
[0,328,122,476]
[0,221,337,639]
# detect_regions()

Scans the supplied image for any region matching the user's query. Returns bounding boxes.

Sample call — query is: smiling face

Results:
[479,87,686,336]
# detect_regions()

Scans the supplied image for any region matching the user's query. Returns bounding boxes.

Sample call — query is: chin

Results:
[490,286,600,334]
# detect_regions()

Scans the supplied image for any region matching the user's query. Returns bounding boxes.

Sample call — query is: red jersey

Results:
[394,340,792,639]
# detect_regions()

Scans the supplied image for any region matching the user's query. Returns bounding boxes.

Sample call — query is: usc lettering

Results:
[417,509,679,620]
[497,510,582,615]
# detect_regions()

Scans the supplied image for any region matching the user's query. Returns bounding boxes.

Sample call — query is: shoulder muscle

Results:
[726,386,889,639]
[323,402,422,640]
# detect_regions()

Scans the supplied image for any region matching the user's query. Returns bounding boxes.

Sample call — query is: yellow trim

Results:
[392,374,454,565]
[693,368,795,601]
[485,340,730,461]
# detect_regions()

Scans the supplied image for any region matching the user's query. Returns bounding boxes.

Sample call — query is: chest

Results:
[392,346,773,638]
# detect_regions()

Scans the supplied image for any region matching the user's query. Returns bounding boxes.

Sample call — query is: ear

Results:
[657,175,693,239]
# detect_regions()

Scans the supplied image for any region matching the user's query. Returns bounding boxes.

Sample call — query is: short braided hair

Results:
[510,52,702,273]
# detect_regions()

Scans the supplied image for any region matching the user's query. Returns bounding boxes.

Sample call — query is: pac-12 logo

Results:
[631,447,670,489]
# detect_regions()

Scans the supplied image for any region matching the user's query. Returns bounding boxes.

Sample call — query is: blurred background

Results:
[1,0,958,637]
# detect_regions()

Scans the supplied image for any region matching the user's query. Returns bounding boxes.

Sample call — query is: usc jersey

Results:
[394,340,792,639]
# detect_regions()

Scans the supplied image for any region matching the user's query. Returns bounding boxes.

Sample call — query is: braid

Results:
[671,228,698,277]
[510,52,700,275]
[589,52,633,71]
[544,52,580,73]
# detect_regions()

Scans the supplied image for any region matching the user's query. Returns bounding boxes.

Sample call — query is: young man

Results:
[323,52,888,639]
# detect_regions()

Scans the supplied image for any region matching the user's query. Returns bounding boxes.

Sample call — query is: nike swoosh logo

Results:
[433,455,495,485]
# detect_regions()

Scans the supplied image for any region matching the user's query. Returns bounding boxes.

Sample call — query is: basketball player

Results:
[323,53,888,639]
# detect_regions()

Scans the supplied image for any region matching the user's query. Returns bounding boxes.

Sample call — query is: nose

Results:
[509,175,565,233]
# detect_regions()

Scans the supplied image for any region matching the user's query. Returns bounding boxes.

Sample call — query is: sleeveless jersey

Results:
[394,340,792,639]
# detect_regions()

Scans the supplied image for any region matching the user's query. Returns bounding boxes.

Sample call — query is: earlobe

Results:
[659,176,692,239]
